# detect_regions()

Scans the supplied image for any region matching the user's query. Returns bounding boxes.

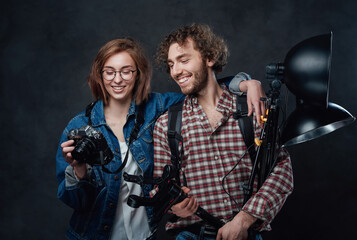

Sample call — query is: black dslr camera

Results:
[124,166,259,239]
[67,125,113,166]
[124,165,224,229]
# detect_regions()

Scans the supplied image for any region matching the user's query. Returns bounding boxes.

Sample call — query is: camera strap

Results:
[85,101,97,126]
[101,102,146,174]
[85,101,146,174]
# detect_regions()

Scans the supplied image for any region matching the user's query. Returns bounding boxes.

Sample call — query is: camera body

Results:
[124,165,224,229]
[67,125,113,166]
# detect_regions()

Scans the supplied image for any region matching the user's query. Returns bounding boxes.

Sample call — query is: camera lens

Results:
[72,138,97,164]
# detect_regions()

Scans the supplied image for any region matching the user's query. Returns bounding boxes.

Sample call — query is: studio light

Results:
[243,32,355,202]
[266,32,355,147]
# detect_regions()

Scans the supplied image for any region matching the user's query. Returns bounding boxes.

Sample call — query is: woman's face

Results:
[102,51,137,104]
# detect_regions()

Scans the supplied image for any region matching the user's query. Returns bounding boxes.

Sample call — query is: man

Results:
[153,24,293,240]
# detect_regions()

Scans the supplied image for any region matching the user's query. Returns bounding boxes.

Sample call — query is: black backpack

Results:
[167,95,257,185]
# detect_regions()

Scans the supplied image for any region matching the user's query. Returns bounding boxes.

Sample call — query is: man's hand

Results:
[239,80,267,127]
[216,211,257,240]
[171,187,198,218]
[61,139,87,179]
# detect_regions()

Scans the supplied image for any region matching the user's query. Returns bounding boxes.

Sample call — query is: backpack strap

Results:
[167,101,184,185]
[238,116,256,160]
[233,95,257,161]
[129,102,145,144]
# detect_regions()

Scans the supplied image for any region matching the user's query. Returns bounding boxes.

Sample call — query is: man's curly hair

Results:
[155,23,229,74]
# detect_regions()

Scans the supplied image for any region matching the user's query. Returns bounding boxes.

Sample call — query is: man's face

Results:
[167,38,211,95]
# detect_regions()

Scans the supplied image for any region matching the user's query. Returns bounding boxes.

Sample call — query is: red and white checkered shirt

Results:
[153,87,293,231]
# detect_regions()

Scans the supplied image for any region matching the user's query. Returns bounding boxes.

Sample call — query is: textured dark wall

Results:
[1,0,356,239]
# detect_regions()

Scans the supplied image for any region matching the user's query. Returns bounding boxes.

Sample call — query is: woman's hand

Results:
[61,139,87,179]
[239,80,267,127]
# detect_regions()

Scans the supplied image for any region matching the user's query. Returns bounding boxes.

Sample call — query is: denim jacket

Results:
[56,92,185,240]
[56,76,239,240]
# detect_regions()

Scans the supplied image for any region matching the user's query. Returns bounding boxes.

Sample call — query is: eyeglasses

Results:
[101,69,137,81]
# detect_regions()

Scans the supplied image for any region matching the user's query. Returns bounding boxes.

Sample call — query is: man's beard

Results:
[180,61,209,95]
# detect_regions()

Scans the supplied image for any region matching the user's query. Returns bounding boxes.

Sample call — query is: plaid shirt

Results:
[153,86,293,231]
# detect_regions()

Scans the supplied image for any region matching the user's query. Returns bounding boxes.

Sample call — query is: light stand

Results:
[243,32,356,203]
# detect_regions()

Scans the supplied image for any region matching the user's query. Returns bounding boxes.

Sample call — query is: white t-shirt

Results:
[110,141,151,240]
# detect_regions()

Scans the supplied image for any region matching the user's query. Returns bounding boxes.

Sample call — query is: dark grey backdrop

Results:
[1,0,356,239]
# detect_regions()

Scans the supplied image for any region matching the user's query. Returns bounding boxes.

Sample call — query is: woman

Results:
[56,37,265,240]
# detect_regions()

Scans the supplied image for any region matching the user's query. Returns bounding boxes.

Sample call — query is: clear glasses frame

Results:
[101,69,137,81]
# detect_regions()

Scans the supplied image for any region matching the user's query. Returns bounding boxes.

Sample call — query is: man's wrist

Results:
[233,211,257,230]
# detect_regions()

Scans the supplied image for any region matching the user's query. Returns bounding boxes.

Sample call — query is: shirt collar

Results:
[185,85,235,116]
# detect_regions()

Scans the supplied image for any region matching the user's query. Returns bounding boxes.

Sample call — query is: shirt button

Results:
[214,155,219,160]
[103,225,110,231]
[114,175,119,181]
[224,199,228,203]
[115,148,120,153]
